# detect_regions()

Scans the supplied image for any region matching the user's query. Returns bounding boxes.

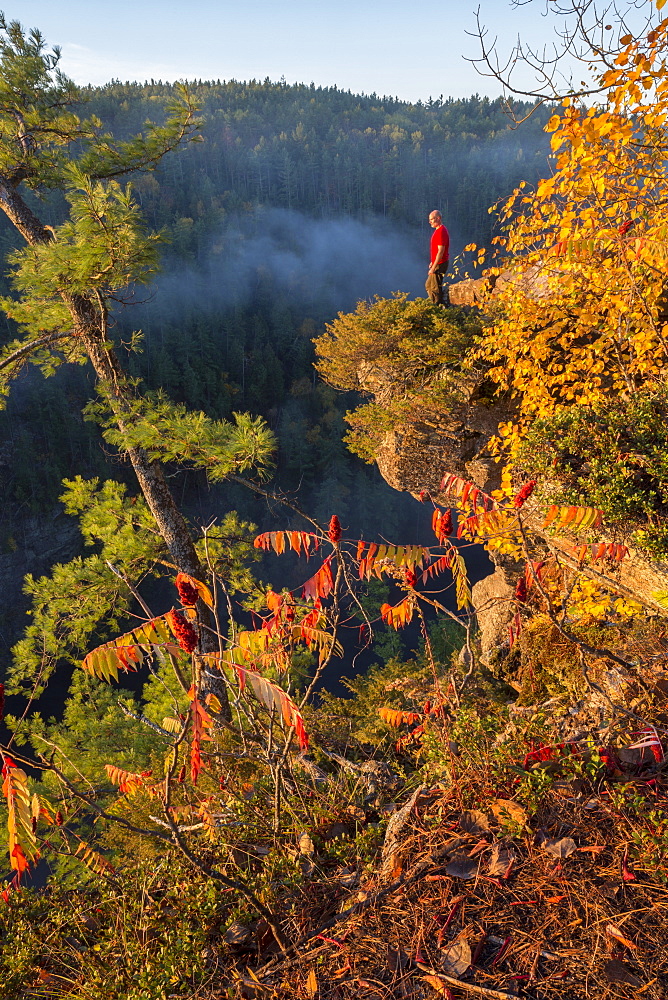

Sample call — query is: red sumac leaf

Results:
[621,847,637,881]
[105,765,152,795]
[11,844,29,875]
[302,559,334,601]
[380,597,414,630]
[514,576,528,603]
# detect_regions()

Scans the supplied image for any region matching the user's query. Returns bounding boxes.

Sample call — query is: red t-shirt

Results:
[430,225,450,267]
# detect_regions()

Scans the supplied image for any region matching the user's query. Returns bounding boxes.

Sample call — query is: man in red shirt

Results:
[426,210,450,305]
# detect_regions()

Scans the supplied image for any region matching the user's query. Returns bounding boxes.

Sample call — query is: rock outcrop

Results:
[363,277,668,655]
[373,388,514,498]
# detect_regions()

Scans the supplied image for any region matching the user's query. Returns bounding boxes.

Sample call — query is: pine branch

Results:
[0,331,69,373]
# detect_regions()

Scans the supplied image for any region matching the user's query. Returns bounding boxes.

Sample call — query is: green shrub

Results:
[518,387,668,553]
[314,294,482,461]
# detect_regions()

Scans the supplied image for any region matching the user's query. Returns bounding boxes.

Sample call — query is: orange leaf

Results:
[543,504,603,532]
[305,969,318,999]
[75,841,117,876]
[421,975,454,996]
[266,590,282,613]
[3,760,39,869]
[457,514,478,539]
[302,559,334,601]
[175,572,214,608]
[82,615,179,682]
[10,844,29,875]
[289,531,302,555]
[380,597,414,630]
[606,924,637,950]
[190,696,214,783]
[420,554,451,586]
[105,764,152,795]
[379,706,422,727]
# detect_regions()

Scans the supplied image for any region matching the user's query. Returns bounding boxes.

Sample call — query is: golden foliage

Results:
[479,14,668,438]
[2,759,39,872]
[380,596,415,630]
[82,614,181,681]
[378,706,422,727]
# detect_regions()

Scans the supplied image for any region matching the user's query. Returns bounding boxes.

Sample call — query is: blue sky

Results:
[12,0,590,103]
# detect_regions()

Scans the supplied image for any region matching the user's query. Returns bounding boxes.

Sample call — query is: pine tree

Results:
[0,16,274,715]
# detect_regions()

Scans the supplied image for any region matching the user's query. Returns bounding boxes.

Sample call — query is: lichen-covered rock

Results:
[372,395,514,499]
[472,564,517,661]
[448,277,489,307]
[447,267,548,308]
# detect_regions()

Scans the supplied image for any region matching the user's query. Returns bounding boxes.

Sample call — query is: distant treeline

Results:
[0,81,553,529]
[83,80,553,252]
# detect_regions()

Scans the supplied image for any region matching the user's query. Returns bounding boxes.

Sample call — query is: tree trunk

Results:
[68,292,205,577]
[0,177,231,718]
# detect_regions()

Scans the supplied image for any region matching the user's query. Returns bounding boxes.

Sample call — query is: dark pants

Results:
[425,265,448,305]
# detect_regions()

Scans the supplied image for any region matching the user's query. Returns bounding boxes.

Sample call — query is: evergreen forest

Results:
[0,75,550,669]
[3,6,668,999]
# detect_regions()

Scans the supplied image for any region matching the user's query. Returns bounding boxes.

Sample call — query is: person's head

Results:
[429,210,442,228]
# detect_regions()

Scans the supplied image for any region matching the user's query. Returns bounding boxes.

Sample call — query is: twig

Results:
[105,560,154,619]
[415,964,518,1000]
[255,838,459,977]
[116,700,179,738]
[416,604,451,711]
[148,815,205,833]
[227,473,323,534]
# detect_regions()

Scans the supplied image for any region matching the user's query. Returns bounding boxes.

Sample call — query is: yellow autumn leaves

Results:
[478,14,668,434]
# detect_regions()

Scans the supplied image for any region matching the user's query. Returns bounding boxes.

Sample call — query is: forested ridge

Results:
[84,80,550,238]
[5,8,668,997]
[0,81,548,655]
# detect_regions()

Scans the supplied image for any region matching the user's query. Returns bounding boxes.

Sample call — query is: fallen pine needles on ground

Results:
[228,713,668,1000]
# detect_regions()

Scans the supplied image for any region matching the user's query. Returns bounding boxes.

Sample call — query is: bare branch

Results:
[469,0,655,106]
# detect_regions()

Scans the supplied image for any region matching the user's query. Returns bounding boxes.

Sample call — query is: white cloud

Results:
[59,42,187,85]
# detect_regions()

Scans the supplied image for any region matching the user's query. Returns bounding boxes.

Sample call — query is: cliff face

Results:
[362,279,668,656]
[374,398,512,498]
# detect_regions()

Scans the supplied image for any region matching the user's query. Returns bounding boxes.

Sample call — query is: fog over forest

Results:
[5,14,668,997]
[152,209,426,317]
[0,81,550,693]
